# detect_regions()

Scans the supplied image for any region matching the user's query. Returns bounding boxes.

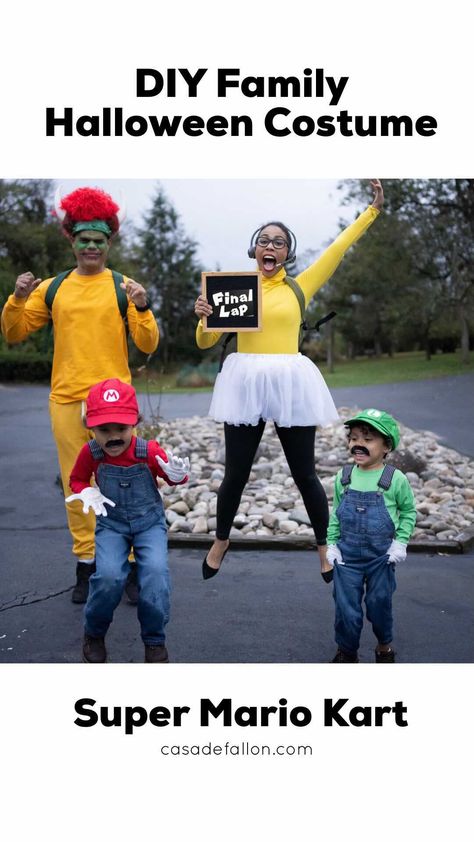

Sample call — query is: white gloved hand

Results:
[65,486,116,517]
[326,545,343,567]
[156,449,190,483]
[387,539,407,564]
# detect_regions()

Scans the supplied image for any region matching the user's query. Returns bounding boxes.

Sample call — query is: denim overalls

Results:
[333,464,397,655]
[84,437,170,646]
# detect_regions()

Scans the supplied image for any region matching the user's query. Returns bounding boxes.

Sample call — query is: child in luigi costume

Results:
[326,408,416,663]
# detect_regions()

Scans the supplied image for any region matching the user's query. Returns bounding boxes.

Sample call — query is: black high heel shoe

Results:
[202,544,229,580]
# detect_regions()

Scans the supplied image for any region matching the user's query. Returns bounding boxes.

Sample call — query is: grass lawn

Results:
[321,350,473,388]
[132,371,212,393]
[133,351,473,393]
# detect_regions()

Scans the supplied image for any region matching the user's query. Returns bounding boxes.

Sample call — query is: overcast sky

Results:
[59,179,366,271]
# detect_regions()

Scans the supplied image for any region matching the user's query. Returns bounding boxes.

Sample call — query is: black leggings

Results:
[216,421,328,545]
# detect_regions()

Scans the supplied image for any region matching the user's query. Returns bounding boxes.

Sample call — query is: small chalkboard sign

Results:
[201,271,262,332]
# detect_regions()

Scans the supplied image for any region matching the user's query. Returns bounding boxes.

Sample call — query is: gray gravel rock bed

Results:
[140,407,474,545]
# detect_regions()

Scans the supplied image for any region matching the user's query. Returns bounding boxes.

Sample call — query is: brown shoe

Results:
[144,644,169,663]
[331,649,359,663]
[83,634,107,663]
[375,648,396,663]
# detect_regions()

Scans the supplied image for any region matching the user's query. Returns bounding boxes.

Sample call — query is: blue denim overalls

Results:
[84,437,170,646]
[333,464,397,655]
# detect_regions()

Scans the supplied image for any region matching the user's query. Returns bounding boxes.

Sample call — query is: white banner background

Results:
[0,1,472,839]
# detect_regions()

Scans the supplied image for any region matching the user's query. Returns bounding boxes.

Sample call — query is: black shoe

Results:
[144,644,169,663]
[331,649,359,663]
[321,569,334,584]
[71,562,95,604]
[375,648,396,663]
[202,544,229,580]
[124,564,139,605]
[83,634,107,663]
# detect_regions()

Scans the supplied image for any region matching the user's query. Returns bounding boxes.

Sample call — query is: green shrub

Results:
[0,350,52,382]
[175,361,219,387]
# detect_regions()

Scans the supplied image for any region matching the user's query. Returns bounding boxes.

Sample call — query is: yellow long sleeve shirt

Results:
[196,205,379,355]
[1,268,159,403]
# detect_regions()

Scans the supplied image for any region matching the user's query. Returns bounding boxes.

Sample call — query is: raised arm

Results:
[1,273,50,344]
[297,179,384,303]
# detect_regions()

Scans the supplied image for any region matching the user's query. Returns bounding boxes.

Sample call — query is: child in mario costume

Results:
[66,378,189,663]
[326,409,416,663]
[1,186,158,604]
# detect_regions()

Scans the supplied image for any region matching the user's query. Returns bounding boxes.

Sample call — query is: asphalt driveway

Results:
[0,374,472,663]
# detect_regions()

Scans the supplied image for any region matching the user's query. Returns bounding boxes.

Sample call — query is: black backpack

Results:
[218,273,336,371]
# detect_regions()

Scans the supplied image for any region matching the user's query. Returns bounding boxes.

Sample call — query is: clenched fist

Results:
[14,272,42,299]
[120,279,147,309]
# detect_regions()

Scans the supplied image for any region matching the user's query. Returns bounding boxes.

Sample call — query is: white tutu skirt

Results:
[209,353,340,427]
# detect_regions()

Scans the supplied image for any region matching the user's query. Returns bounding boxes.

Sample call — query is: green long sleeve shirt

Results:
[327,465,417,545]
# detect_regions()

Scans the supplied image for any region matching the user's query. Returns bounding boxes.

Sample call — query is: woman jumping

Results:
[194,179,384,580]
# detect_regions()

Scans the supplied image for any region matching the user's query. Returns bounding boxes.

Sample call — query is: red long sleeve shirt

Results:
[69,436,187,493]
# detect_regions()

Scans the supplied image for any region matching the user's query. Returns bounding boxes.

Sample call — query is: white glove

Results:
[65,487,116,517]
[387,539,407,564]
[156,449,190,483]
[326,545,343,567]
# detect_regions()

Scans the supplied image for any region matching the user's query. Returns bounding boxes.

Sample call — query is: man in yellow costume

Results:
[1,186,159,602]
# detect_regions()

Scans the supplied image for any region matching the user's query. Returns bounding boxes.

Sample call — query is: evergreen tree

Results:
[134,185,202,365]
[0,179,73,352]
[338,179,474,361]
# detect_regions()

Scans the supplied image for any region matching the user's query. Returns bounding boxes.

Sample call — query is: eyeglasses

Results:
[256,235,288,249]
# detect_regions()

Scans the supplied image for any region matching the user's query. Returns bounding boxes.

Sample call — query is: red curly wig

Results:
[59,187,120,236]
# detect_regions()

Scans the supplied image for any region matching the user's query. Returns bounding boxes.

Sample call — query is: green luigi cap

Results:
[345,408,400,450]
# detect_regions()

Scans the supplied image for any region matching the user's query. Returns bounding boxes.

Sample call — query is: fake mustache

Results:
[105,439,125,448]
[351,446,370,456]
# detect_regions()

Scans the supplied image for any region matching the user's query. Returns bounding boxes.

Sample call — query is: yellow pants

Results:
[49,399,95,559]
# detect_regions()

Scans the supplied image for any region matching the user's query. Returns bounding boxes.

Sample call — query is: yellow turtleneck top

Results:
[196,205,379,355]
[1,269,159,403]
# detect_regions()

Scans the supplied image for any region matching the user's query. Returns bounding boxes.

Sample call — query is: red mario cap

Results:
[85,379,139,428]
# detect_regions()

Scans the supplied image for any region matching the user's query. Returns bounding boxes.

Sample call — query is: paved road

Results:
[1,539,473,663]
[0,376,472,663]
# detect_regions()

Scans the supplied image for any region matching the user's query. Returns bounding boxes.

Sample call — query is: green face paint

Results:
[73,234,109,251]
